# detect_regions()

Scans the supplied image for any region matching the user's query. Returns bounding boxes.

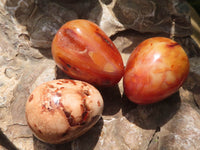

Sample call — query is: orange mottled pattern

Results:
[52,19,124,86]
[124,37,189,104]
[26,79,104,144]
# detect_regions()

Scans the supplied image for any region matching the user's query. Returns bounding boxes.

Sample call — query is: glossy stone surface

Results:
[1,0,200,150]
[52,19,124,86]
[26,79,103,144]
[124,37,190,104]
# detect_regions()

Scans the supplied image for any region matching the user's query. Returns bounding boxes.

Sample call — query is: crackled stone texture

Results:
[4,0,200,55]
[1,0,200,150]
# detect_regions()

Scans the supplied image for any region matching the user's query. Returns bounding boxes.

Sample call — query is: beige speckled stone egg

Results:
[25,79,104,144]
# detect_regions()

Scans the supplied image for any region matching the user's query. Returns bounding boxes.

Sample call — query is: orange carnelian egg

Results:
[52,19,124,86]
[123,37,189,104]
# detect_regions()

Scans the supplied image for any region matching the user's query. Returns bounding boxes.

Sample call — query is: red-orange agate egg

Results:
[52,19,124,86]
[123,37,189,104]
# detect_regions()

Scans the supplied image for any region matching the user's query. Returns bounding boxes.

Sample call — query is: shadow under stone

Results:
[33,118,104,150]
[98,85,122,116]
[70,118,104,150]
[121,91,181,130]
